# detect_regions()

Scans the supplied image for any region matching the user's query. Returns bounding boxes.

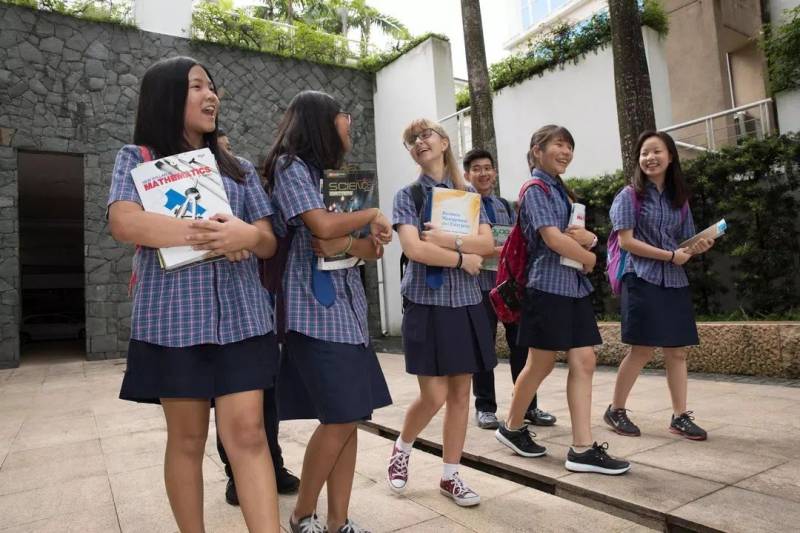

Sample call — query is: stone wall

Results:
[497,322,800,378]
[0,4,379,365]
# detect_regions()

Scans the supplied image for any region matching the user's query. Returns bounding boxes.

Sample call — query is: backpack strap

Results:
[498,196,512,218]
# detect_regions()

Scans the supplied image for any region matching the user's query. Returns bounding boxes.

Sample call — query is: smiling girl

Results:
[604,130,713,441]
[494,125,630,475]
[108,56,280,532]
[387,119,496,507]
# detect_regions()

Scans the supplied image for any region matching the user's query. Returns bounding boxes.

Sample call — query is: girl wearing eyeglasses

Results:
[264,90,393,533]
[387,119,496,507]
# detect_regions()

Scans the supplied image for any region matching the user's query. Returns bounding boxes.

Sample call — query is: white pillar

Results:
[372,37,456,335]
[134,0,194,38]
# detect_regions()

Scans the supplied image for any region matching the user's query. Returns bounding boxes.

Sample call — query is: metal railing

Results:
[662,98,775,153]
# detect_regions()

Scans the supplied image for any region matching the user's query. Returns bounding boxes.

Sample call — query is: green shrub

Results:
[358,32,449,73]
[764,6,800,93]
[564,134,800,319]
[1,0,134,25]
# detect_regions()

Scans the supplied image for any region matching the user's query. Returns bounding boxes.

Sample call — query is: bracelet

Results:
[589,235,598,249]
[340,235,354,255]
[669,250,675,263]
[455,251,463,269]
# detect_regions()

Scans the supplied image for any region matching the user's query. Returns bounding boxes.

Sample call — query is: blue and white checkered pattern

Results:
[271,156,370,346]
[519,169,594,298]
[107,144,275,347]
[610,183,695,288]
[478,194,516,292]
[392,175,490,307]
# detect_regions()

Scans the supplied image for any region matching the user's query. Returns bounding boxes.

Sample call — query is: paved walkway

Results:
[0,348,798,532]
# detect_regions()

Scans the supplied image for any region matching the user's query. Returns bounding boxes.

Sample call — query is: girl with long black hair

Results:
[264,90,393,533]
[108,56,280,532]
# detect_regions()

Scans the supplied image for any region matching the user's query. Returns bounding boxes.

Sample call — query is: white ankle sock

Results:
[396,436,413,453]
[571,445,591,453]
[442,463,459,480]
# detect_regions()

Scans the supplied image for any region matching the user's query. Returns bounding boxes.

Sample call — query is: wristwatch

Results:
[455,237,464,252]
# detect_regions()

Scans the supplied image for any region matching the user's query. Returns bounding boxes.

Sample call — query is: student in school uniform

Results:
[494,124,631,475]
[604,130,714,441]
[264,90,393,533]
[108,56,281,532]
[387,119,496,507]
[464,148,557,431]
[213,126,300,504]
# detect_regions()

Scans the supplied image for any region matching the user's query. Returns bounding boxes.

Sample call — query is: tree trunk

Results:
[608,0,656,179]
[460,0,498,191]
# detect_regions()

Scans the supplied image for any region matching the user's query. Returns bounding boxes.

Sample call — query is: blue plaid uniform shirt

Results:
[610,183,696,288]
[392,175,490,307]
[519,169,594,298]
[271,156,370,346]
[478,194,516,292]
[107,144,275,347]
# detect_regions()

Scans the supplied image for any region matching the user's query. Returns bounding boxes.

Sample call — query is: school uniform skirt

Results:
[277,331,392,424]
[517,289,602,351]
[621,273,699,347]
[402,301,497,376]
[119,333,280,404]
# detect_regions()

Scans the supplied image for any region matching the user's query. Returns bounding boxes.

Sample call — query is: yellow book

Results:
[427,188,481,236]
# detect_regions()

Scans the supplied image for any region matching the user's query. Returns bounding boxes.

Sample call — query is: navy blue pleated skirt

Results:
[277,331,392,424]
[517,289,602,351]
[621,274,699,347]
[119,333,279,404]
[402,301,498,376]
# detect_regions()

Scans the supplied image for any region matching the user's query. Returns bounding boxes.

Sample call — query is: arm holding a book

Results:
[540,226,597,273]
[301,207,392,245]
[109,200,205,249]
[311,234,384,261]
[420,222,495,256]
[397,224,484,275]
[187,213,277,259]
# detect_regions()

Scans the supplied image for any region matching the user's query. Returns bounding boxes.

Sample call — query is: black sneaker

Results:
[603,404,641,437]
[495,422,546,457]
[565,442,631,475]
[670,411,707,441]
[525,407,557,426]
[224,478,239,506]
[276,466,300,494]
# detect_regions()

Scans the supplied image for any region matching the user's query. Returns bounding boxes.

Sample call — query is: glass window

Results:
[520,0,574,31]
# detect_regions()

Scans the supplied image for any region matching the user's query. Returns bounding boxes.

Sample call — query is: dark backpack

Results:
[398,181,426,280]
[489,178,551,324]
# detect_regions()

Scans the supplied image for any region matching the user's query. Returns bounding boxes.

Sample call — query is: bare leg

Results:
[161,398,210,533]
[293,423,357,522]
[663,347,689,415]
[325,426,358,531]
[566,347,596,446]
[399,376,449,443]
[505,349,556,429]
[611,346,656,410]
[442,374,472,464]
[215,390,279,533]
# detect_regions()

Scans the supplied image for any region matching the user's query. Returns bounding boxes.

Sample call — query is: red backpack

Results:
[489,178,551,323]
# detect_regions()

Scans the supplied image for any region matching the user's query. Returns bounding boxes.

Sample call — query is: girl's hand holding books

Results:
[671,248,693,265]
[370,209,392,245]
[460,253,483,276]
[421,222,454,248]
[566,225,596,249]
[687,237,714,255]
[187,213,258,256]
[312,236,349,258]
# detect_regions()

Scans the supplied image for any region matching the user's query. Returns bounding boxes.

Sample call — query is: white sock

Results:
[571,445,591,453]
[396,436,413,453]
[442,463,459,480]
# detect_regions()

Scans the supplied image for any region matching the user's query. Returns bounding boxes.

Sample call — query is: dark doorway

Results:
[17,151,85,361]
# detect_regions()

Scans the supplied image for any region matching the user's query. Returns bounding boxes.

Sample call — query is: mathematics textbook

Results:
[318,169,377,271]
[130,148,232,271]
[426,188,481,236]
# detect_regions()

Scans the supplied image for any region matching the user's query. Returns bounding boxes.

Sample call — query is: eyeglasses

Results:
[403,128,439,150]
[338,111,352,125]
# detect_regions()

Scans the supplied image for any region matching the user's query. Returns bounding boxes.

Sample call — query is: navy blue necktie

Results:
[482,196,497,224]
[311,254,336,308]
[425,183,449,289]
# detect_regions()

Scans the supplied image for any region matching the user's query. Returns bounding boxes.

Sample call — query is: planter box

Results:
[497,322,800,378]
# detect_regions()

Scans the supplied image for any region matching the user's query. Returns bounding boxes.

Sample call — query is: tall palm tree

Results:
[608,0,656,178]
[461,0,498,187]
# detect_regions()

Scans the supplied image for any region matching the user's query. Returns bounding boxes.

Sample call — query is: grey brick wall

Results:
[0,4,380,365]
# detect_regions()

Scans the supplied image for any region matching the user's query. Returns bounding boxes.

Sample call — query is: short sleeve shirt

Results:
[392,175,490,307]
[107,144,275,347]
[609,183,695,288]
[270,156,370,346]
[477,194,516,292]
[519,169,593,298]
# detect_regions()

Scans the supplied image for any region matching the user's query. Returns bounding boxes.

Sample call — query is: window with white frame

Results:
[520,0,573,30]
